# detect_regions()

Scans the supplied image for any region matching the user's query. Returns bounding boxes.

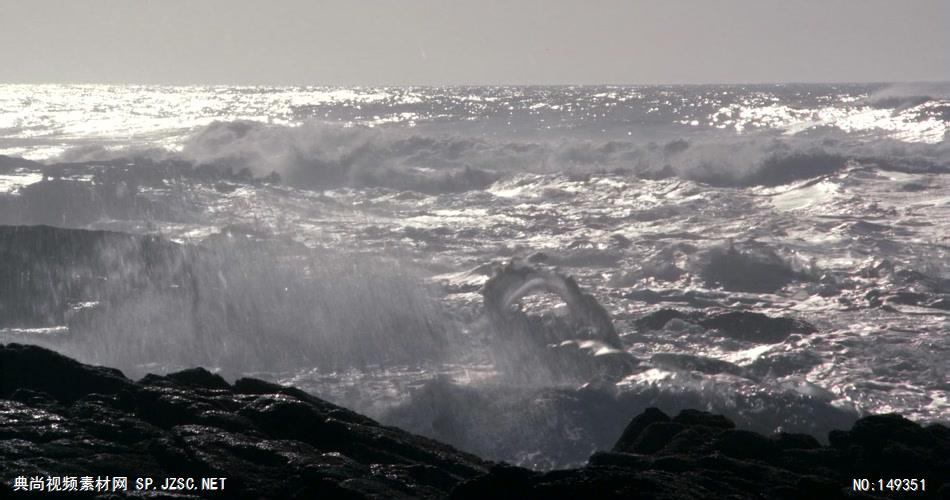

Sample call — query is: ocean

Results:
[1,82,948,468]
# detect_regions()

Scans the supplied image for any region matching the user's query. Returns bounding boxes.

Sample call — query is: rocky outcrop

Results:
[2,344,945,499]
[0,344,488,499]
[453,407,950,499]
[698,244,813,293]
[635,308,816,343]
[0,344,950,499]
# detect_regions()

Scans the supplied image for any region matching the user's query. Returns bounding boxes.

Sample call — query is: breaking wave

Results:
[58,118,944,194]
[2,82,940,193]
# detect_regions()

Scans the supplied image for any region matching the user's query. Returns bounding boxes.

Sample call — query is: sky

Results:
[0,0,947,86]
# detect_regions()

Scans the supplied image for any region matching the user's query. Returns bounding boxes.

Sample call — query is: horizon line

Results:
[2,79,948,88]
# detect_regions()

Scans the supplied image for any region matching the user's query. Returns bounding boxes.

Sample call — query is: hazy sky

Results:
[1,0,947,85]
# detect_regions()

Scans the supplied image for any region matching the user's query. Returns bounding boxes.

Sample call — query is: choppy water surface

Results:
[1,83,948,467]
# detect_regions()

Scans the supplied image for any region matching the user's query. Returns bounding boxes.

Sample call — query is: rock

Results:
[771,432,821,450]
[0,343,487,498]
[627,422,688,454]
[160,368,231,390]
[613,407,671,452]
[713,429,781,460]
[634,308,815,344]
[829,414,950,478]
[671,409,736,430]
[650,353,746,377]
[929,298,950,310]
[634,308,690,330]
[699,311,816,343]
[452,407,950,499]
[622,288,665,303]
[747,350,824,378]
[452,463,540,499]
[699,244,811,293]
[886,291,929,305]
[5,345,943,498]
[0,343,132,403]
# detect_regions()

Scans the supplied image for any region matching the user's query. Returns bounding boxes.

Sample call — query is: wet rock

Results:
[671,409,736,430]
[162,368,232,390]
[626,422,688,454]
[6,345,937,498]
[829,414,950,478]
[0,343,132,403]
[747,350,824,378]
[635,308,816,343]
[650,353,745,377]
[699,244,811,293]
[0,344,487,498]
[634,308,690,330]
[713,429,781,460]
[453,407,950,499]
[894,269,950,292]
[613,407,671,453]
[622,288,665,303]
[772,432,821,450]
[698,311,817,343]
[928,298,950,310]
[886,291,928,306]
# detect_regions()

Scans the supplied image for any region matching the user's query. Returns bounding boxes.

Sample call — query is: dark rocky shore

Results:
[0,343,487,498]
[1,343,948,499]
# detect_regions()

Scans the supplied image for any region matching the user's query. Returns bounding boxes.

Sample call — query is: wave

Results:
[864,82,950,108]
[23,114,948,195]
[183,120,949,189]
